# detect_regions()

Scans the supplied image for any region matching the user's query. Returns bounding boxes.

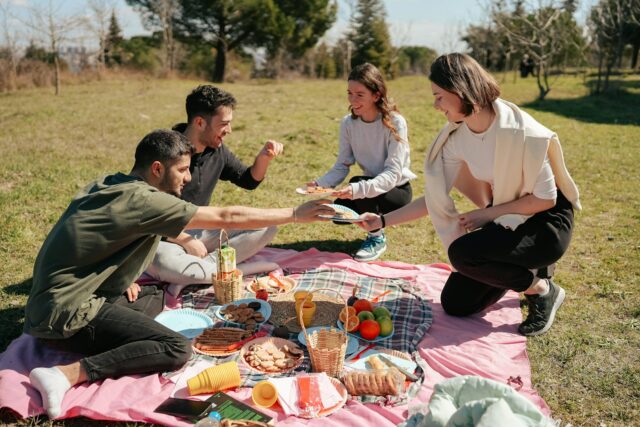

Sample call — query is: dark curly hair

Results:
[185,85,237,123]
[429,53,500,116]
[348,63,403,143]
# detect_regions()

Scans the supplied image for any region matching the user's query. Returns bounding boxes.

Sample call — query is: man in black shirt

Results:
[145,86,283,294]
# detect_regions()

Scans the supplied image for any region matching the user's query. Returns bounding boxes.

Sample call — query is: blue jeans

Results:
[46,286,191,382]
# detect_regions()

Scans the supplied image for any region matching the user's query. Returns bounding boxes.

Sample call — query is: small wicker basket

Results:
[211,230,243,305]
[299,288,349,377]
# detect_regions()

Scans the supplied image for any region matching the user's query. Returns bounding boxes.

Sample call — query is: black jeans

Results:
[334,176,412,222]
[45,286,191,382]
[441,191,574,316]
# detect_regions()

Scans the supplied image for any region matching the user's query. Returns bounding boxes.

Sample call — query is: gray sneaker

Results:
[353,233,387,262]
[519,279,566,336]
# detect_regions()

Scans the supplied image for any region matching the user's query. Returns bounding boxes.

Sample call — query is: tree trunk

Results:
[54,54,60,96]
[595,52,603,94]
[631,42,639,69]
[535,62,550,100]
[212,38,227,83]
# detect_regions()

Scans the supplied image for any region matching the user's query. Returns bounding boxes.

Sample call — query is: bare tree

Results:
[492,0,585,100]
[19,0,84,95]
[86,0,116,73]
[0,1,21,92]
[589,0,640,92]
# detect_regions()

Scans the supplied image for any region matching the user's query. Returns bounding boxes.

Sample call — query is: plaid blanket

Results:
[179,268,432,405]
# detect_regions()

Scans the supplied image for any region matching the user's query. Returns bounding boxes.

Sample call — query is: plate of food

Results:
[319,204,362,223]
[296,185,336,195]
[214,299,271,328]
[247,275,296,295]
[192,327,254,356]
[240,337,305,374]
[297,327,360,356]
[337,319,394,343]
[154,309,214,339]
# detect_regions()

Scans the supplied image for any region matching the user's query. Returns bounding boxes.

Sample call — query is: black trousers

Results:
[46,286,192,382]
[441,191,574,317]
[333,175,413,215]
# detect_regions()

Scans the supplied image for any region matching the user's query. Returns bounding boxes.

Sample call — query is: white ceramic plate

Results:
[154,309,214,339]
[319,204,362,223]
[214,298,272,325]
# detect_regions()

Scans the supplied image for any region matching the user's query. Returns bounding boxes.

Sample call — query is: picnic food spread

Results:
[168,264,422,424]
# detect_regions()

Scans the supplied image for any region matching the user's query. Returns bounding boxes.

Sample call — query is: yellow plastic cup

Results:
[296,300,317,327]
[251,380,278,408]
[187,361,241,396]
[294,290,312,304]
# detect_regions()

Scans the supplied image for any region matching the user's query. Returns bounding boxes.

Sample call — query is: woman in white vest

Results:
[359,53,580,336]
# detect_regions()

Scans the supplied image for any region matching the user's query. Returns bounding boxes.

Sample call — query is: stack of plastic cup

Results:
[187,361,241,396]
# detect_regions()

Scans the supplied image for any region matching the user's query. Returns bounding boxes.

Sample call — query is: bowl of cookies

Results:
[215,299,271,331]
[240,337,304,374]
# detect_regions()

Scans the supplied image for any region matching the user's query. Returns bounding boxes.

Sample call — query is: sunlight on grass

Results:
[0,74,638,426]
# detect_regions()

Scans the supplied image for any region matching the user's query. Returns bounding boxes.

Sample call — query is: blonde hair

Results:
[348,63,404,142]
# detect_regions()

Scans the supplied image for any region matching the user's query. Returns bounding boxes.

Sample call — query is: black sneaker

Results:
[518,279,566,336]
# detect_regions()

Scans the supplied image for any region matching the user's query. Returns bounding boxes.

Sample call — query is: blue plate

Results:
[297,327,359,355]
[214,298,272,325]
[337,319,394,342]
[154,309,214,339]
[319,204,361,223]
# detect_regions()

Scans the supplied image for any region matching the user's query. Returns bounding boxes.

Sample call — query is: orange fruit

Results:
[353,299,373,314]
[359,319,381,340]
[339,306,357,323]
[344,316,360,332]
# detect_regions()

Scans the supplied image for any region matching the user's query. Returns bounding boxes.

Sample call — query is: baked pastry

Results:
[341,369,404,396]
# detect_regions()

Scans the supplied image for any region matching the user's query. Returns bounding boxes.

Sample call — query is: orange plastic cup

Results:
[294,290,312,304]
[187,361,241,396]
[251,381,278,408]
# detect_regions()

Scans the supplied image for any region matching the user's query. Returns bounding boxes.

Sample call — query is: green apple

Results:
[372,306,391,320]
[378,317,394,337]
[357,311,375,322]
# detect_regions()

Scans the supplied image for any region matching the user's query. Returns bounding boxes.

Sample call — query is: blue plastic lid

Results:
[208,411,222,421]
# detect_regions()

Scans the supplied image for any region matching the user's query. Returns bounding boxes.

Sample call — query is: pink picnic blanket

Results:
[0,248,550,425]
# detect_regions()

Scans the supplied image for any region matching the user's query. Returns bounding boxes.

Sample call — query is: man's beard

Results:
[159,176,182,198]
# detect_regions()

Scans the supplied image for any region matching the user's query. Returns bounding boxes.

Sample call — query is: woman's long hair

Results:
[348,63,404,142]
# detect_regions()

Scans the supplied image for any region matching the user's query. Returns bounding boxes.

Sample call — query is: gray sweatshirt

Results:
[316,113,417,199]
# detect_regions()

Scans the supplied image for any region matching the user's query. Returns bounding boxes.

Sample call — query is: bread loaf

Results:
[341,369,404,396]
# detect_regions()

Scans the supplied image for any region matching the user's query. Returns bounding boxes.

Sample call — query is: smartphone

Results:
[154,397,211,420]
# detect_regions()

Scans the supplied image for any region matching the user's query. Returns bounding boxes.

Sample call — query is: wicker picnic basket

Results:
[211,230,243,305]
[299,288,349,377]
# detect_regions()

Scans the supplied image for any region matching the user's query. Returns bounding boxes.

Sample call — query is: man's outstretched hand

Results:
[293,199,336,223]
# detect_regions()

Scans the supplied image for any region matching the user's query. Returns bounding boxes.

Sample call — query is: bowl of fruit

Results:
[336,293,394,342]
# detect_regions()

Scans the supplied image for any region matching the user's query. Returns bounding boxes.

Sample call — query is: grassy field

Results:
[0,73,638,426]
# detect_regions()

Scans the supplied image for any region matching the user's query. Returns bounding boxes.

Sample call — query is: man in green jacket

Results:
[25,129,332,419]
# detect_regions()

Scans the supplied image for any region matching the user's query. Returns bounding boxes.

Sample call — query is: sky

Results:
[4,0,597,53]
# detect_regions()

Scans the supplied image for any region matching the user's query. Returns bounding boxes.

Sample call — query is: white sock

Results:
[29,367,72,419]
[537,280,550,297]
[369,230,383,238]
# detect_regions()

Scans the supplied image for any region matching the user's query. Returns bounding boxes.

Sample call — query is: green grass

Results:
[1,74,639,426]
